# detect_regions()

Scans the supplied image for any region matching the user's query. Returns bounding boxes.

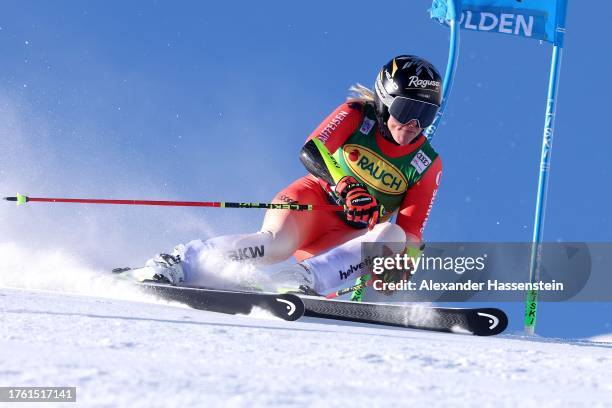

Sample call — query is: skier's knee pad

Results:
[254,230,297,264]
[369,222,406,244]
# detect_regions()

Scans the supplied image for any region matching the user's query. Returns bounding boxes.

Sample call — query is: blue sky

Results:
[1,1,610,337]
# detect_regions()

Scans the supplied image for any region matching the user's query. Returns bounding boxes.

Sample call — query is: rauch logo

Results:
[342,145,408,195]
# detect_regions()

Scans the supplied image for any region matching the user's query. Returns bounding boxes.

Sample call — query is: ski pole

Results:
[326,274,373,299]
[4,193,344,211]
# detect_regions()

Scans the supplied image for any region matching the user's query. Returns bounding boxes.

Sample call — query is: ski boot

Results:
[269,264,321,296]
[113,253,185,285]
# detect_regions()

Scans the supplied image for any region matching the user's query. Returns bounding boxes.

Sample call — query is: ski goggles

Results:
[388,96,439,129]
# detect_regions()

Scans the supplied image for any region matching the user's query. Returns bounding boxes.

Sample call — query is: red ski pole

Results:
[4,193,344,212]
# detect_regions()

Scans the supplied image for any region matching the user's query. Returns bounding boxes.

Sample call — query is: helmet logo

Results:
[408,76,441,90]
[384,70,399,90]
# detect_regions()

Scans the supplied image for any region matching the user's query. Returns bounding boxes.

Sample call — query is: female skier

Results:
[128,55,443,296]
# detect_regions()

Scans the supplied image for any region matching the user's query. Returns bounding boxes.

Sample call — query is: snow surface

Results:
[590,334,612,344]
[1,284,611,407]
[0,244,611,406]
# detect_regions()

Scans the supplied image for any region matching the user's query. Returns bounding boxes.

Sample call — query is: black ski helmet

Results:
[374,55,442,130]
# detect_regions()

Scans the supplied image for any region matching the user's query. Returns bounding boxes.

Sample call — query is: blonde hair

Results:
[347,83,375,104]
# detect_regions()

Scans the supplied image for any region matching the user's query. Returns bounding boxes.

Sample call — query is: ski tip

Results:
[472,308,509,336]
[274,293,305,321]
[4,193,28,205]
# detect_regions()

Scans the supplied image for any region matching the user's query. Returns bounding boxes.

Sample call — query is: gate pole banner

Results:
[429,0,569,334]
[430,0,568,45]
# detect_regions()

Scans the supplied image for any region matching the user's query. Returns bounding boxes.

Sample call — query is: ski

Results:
[136,284,506,335]
[114,266,506,335]
[135,283,305,322]
[300,296,508,336]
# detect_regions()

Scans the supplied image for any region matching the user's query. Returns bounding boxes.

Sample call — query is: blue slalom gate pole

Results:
[524,45,564,335]
[425,0,459,140]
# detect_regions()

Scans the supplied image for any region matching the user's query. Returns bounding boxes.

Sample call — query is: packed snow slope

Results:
[1,286,610,407]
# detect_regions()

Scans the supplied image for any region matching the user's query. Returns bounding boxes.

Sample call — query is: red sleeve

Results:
[306,102,364,154]
[395,157,442,242]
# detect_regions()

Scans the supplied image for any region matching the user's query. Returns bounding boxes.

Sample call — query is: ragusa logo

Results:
[342,145,408,195]
[408,76,440,89]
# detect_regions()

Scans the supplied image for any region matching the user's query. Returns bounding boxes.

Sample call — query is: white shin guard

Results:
[169,223,406,294]
[173,231,290,288]
[301,223,406,294]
